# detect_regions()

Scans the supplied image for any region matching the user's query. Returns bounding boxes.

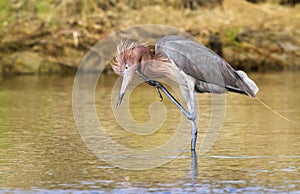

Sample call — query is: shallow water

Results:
[0,72,299,193]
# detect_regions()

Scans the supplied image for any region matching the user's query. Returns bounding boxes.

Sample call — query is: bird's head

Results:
[112,40,151,108]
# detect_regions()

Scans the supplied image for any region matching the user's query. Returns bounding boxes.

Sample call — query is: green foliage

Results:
[0,0,12,29]
[0,0,11,15]
[35,2,48,13]
[224,27,241,47]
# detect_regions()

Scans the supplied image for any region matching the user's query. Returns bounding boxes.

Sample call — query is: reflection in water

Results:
[0,72,299,192]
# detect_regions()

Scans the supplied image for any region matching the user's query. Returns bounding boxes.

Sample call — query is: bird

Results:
[112,35,259,151]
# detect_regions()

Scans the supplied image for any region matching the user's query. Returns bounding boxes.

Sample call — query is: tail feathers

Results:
[225,85,247,95]
[236,70,259,97]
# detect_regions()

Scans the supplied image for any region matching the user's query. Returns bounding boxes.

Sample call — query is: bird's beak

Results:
[116,70,132,109]
[116,92,124,109]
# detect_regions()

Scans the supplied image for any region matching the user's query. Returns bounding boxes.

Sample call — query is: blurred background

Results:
[0,0,299,75]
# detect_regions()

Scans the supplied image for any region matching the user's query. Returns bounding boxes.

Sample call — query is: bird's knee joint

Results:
[188,114,196,121]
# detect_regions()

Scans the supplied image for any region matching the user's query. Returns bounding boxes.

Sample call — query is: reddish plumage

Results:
[112,40,150,76]
[112,35,259,150]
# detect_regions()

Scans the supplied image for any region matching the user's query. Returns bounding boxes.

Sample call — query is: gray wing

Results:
[155,35,258,97]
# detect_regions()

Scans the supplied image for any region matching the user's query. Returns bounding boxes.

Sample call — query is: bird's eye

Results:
[125,64,129,70]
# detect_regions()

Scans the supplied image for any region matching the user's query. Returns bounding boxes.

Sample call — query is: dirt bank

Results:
[0,0,299,75]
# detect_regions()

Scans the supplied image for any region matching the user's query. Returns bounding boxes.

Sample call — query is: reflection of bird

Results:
[112,35,259,150]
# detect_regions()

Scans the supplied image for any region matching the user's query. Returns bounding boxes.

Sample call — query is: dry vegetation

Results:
[0,0,299,75]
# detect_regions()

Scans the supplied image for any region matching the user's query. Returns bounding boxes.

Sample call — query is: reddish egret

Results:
[112,35,259,150]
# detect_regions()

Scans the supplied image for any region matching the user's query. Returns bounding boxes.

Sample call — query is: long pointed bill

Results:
[116,93,124,109]
[116,71,131,109]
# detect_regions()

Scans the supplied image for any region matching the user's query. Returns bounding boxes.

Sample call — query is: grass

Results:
[0,0,12,30]
[0,0,299,74]
[224,27,241,47]
[0,0,58,30]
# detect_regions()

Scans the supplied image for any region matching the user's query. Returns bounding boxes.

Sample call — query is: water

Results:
[0,72,299,193]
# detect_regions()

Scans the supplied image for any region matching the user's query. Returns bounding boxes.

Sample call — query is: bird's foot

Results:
[135,70,164,102]
[155,87,163,102]
[145,79,164,102]
[146,79,160,87]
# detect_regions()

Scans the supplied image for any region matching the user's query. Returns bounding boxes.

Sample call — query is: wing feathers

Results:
[156,35,259,97]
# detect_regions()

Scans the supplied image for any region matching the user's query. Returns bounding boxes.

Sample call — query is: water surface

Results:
[0,72,299,193]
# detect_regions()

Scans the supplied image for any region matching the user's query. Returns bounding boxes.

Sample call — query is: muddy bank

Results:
[0,0,299,75]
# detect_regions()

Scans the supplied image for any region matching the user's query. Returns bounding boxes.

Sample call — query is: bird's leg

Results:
[136,70,192,116]
[180,85,198,150]
[136,70,194,119]
[191,119,197,150]
[135,70,163,101]
[155,87,163,102]
[151,81,194,119]
[191,150,198,184]
[136,70,198,150]
[145,78,164,101]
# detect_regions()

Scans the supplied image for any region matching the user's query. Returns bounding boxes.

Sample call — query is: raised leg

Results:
[148,80,198,150]
[145,79,195,119]
[136,70,198,150]
[136,70,190,116]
